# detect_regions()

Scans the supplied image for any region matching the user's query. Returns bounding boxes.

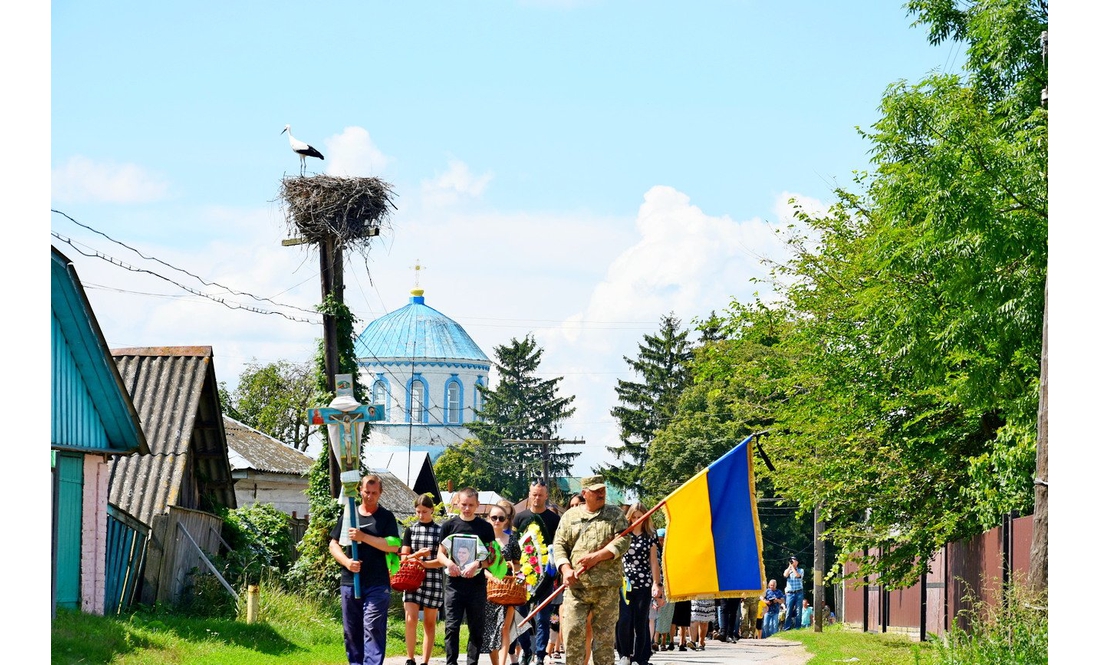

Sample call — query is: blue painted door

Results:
[54,452,84,610]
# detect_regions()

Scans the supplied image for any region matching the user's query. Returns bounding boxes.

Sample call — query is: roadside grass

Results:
[51,584,463,665]
[777,624,929,665]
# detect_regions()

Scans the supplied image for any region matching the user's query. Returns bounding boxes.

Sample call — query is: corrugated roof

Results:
[108,347,236,525]
[354,290,490,364]
[224,416,313,475]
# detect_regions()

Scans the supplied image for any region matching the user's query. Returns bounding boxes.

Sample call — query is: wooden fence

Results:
[140,505,226,606]
[839,513,1034,640]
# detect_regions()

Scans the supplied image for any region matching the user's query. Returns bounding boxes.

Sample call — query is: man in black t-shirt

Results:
[329,474,400,665]
[512,480,561,665]
[436,487,496,665]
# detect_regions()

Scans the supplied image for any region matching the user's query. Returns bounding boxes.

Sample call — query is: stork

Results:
[281,124,324,175]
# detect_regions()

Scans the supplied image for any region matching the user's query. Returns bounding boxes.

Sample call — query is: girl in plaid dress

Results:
[401,494,445,665]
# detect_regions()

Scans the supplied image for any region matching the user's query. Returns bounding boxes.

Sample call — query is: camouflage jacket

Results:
[553,504,630,589]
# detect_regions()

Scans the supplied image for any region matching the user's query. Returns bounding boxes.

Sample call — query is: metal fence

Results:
[839,513,1034,640]
[104,503,150,615]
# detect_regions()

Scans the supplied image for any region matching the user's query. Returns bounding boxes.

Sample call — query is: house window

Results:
[446,378,462,424]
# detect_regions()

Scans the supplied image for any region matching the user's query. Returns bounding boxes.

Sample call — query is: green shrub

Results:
[921,580,1047,665]
[221,502,296,586]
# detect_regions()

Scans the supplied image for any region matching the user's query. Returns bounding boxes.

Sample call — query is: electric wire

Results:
[52,209,320,316]
[52,231,322,325]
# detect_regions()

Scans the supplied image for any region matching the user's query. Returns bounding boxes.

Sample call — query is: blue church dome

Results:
[354,289,490,364]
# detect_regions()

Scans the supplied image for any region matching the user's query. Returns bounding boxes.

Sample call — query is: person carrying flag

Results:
[554,476,630,665]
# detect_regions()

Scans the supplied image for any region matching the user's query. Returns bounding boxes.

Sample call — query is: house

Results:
[51,247,150,617]
[108,346,237,605]
[225,415,313,517]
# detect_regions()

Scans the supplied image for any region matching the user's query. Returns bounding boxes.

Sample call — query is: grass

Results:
[778,624,930,665]
[778,581,1048,665]
[51,584,463,665]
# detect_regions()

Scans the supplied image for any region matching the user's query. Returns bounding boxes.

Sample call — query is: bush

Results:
[221,502,296,586]
[176,571,240,619]
[922,580,1047,665]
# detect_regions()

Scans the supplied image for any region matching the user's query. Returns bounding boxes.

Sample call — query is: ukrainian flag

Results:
[661,435,765,600]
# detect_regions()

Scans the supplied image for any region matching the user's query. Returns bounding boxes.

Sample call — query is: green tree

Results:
[759,0,1047,587]
[466,334,578,500]
[599,313,693,490]
[433,440,493,494]
[221,360,316,451]
[641,301,811,579]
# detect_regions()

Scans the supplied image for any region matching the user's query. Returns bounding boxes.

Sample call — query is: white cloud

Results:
[530,186,820,475]
[323,126,391,177]
[420,159,493,208]
[51,155,169,204]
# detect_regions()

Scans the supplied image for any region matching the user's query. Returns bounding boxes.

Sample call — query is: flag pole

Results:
[519,499,667,627]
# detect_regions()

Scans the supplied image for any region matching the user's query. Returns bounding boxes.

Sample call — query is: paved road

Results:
[382,636,811,665]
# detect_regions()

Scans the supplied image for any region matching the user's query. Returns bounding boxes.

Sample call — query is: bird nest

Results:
[279,175,397,247]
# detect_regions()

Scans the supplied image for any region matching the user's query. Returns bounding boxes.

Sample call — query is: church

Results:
[353,288,491,462]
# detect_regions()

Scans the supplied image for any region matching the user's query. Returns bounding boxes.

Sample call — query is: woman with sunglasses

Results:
[484,501,520,665]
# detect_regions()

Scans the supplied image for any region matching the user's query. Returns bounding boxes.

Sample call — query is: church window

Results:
[372,377,389,416]
[473,376,485,421]
[408,377,427,423]
[445,377,462,424]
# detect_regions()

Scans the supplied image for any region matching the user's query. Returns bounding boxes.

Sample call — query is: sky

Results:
[7,0,1091,651]
[44,0,976,477]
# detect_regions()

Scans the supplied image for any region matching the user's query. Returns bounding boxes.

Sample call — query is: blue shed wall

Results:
[52,314,112,451]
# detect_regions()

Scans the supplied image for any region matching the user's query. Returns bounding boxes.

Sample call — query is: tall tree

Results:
[761,0,1047,587]
[221,360,317,451]
[599,313,693,490]
[466,334,578,500]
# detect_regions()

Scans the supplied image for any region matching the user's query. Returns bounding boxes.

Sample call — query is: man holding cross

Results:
[329,474,401,665]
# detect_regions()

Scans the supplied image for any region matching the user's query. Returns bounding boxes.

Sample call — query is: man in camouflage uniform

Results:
[553,475,630,665]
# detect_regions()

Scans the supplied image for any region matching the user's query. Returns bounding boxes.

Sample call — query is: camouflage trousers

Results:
[561,584,619,665]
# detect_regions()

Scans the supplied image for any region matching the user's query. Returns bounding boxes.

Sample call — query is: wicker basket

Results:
[486,573,527,606]
[391,559,426,592]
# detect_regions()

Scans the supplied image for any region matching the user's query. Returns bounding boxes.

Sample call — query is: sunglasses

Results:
[489,515,508,522]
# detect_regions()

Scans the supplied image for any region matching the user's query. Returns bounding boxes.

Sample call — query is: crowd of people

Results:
[328,474,834,665]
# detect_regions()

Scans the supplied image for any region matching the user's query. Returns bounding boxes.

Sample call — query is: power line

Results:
[52,209,320,316]
[52,232,322,325]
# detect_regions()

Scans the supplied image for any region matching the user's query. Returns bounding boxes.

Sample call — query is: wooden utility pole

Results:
[1029,281,1048,590]
[284,233,346,498]
[813,504,825,632]
[502,438,585,486]
[319,237,345,498]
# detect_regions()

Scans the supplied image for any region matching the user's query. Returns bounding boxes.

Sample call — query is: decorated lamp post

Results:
[308,374,385,598]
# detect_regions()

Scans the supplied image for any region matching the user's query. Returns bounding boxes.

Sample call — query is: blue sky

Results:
[46,1,975,476]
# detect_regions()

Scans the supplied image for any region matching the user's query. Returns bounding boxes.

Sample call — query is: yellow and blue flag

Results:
[661,435,765,600]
